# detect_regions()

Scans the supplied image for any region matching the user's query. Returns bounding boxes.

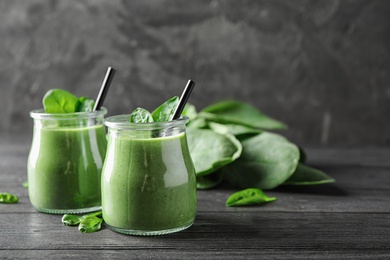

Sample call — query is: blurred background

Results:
[0,0,389,146]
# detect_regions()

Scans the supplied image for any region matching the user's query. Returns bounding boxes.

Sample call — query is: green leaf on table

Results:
[182,103,198,120]
[222,132,300,190]
[129,108,154,123]
[226,188,276,207]
[78,215,103,233]
[284,163,335,185]
[200,100,287,130]
[62,214,84,226]
[22,181,28,188]
[187,128,242,176]
[151,96,179,122]
[0,193,19,204]
[196,171,224,189]
[78,97,95,112]
[43,89,80,113]
[62,211,103,232]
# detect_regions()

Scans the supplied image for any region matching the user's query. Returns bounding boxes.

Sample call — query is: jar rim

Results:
[105,114,189,130]
[30,107,107,120]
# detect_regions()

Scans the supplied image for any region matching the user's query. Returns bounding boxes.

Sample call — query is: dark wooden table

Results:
[1,134,390,259]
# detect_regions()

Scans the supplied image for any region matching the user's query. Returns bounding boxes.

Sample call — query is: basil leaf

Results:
[151,96,179,122]
[200,100,286,130]
[78,97,95,112]
[78,215,103,233]
[130,108,154,123]
[62,214,83,226]
[222,132,300,190]
[196,171,224,189]
[0,193,19,204]
[284,163,335,185]
[187,128,242,176]
[226,188,276,207]
[43,89,80,113]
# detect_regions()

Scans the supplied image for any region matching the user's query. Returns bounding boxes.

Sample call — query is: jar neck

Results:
[30,108,107,129]
[105,115,188,139]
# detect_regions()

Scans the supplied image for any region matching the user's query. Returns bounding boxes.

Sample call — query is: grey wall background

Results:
[0,0,389,146]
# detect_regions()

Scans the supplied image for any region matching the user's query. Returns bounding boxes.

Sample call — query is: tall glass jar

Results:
[102,115,197,236]
[27,108,107,214]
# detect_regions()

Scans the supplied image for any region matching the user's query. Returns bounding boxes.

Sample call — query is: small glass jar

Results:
[27,108,107,214]
[102,115,197,236]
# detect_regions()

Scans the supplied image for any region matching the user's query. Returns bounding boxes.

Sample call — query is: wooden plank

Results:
[1,249,390,259]
[0,212,389,250]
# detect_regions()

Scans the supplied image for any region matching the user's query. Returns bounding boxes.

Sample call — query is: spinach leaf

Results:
[182,103,198,120]
[22,181,28,188]
[284,163,335,185]
[208,122,262,137]
[187,128,242,176]
[62,214,83,226]
[226,188,276,207]
[222,132,300,190]
[43,89,80,113]
[187,117,208,129]
[78,215,103,233]
[0,193,19,204]
[200,100,286,130]
[62,211,103,232]
[151,96,179,122]
[78,97,95,112]
[130,108,154,123]
[196,171,224,189]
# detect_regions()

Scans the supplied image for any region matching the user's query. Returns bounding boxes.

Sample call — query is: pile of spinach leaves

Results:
[127,97,334,207]
[183,100,335,193]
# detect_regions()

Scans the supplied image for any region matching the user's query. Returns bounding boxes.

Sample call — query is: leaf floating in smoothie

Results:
[129,108,154,123]
[151,96,179,122]
[43,89,81,113]
[226,188,276,207]
[78,97,95,112]
[0,193,19,204]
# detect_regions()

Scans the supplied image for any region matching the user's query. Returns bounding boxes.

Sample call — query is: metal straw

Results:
[171,79,195,120]
[93,67,116,111]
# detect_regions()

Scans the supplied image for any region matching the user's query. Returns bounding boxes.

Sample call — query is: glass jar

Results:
[102,115,197,236]
[27,108,107,214]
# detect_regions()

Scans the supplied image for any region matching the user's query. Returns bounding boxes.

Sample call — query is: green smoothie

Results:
[101,131,197,234]
[28,124,107,213]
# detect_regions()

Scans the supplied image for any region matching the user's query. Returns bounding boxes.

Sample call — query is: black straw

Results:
[171,79,195,120]
[93,67,116,111]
